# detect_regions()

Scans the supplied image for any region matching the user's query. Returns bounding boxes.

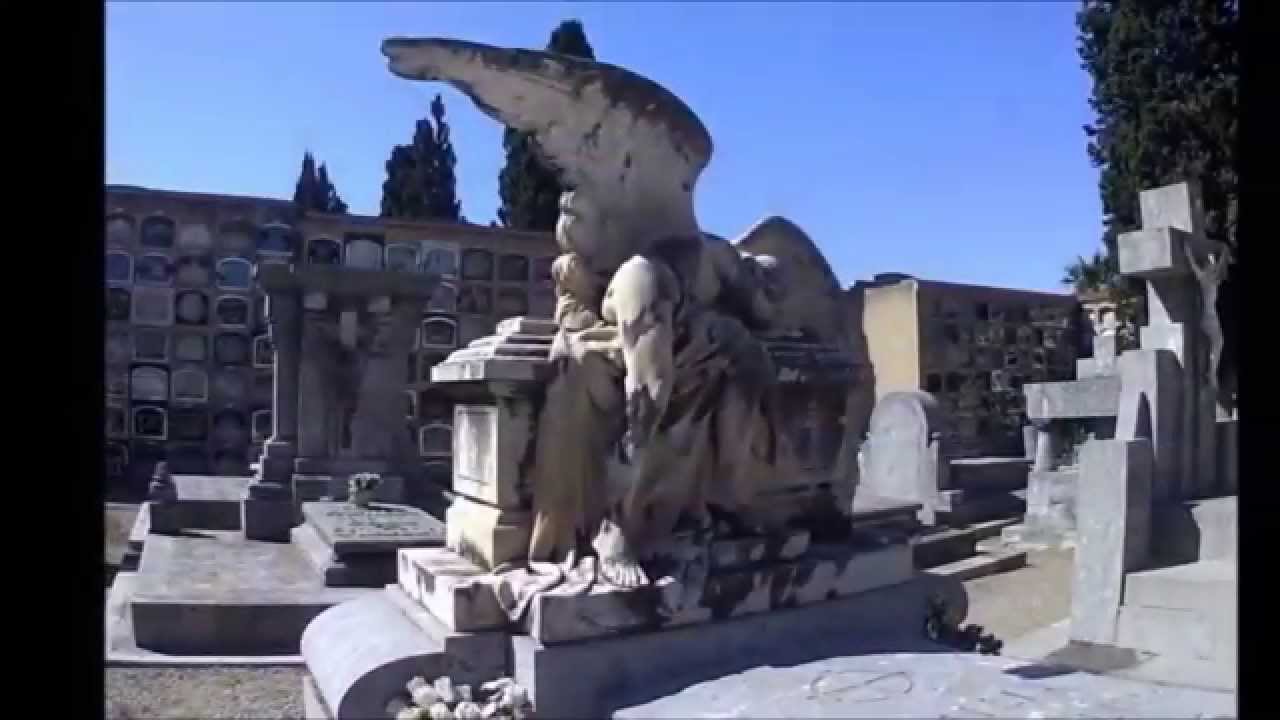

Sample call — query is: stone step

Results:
[1151,495,1237,564]
[1123,559,1235,616]
[935,490,1025,527]
[911,526,977,568]
[926,550,1027,583]
[948,457,1031,493]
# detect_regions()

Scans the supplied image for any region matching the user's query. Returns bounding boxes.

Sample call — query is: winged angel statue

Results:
[383,38,851,608]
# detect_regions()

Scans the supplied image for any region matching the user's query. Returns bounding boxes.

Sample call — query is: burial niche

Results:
[422,245,458,277]
[495,287,528,318]
[498,254,530,283]
[386,243,420,272]
[418,422,452,457]
[107,288,132,322]
[132,287,175,327]
[130,366,169,402]
[133,329,169,362]
[106,402,127,438]
[428,282,458,313]
[460,248,494,281]
[252,335,274,368]
[140,215,175,249]
[214,332,251,366]
[175,256,213,288]
[216,257,252,291]
[215,296,250,328]
[106,331,131,366]
[213,409,250,447]
[257,222,297,257]
[170,367,209,404]
[133,406,168,440]
[176,224,213,254]
[420,316,458,349]
[216,219,255,254]
[170,408,209,442]
[308,237,342,265]
[105,212,135,246]
[175,290,210,325]
[344,233,385,270]
[212,369,248,404]
[532,256,555,283]
[135,253,175,286]
[251,408,272,443]
[173,332,208,363]
[457,284,493,315]
[106,251,133,286]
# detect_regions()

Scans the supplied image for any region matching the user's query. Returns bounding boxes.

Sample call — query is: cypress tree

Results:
[1075,0,1238,391]
[382,94,462,221]
[293,151,348,214]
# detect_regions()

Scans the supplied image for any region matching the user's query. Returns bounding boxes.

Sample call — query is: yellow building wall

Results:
[861,279,921,400]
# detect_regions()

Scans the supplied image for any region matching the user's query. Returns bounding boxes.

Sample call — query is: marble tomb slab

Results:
[303,502,445,556]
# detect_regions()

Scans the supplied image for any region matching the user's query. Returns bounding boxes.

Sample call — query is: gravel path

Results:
[105,667,304,720]
[961,547,1074,642]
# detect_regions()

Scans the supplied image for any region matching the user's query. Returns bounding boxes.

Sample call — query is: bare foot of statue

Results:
[593,517,651,589]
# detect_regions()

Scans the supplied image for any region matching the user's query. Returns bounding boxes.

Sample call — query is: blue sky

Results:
[107,1,1100,292]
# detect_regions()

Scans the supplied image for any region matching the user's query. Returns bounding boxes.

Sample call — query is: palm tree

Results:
[1061,250,1119,294]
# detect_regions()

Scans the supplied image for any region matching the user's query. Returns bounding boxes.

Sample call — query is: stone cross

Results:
[1115,180,1218,499]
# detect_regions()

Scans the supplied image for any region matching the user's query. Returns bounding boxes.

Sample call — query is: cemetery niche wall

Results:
[103,186,558,490]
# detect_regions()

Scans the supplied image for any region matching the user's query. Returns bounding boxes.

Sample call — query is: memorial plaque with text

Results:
[303,502,444,555]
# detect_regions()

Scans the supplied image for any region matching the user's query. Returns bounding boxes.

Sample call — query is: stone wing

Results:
[732,216,850,348]
[382,37,712,208]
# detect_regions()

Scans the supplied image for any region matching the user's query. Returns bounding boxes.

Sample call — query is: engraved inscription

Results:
[455,406,496,488]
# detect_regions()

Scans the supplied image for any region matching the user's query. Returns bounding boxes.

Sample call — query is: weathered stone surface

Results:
[511,571,972,719]
[431,357,550,384]
[445,498,531,571]
[1114,348,1183,501]
[397,547,506,632]
[1024,375,1121,421]
[495,316,558,336]
[380,583,508,679]
[1023,468,1078,536]
[610,649,1236,719]
[294,522,398,588]
[302,593,478,720]
[859,391,949,525]
[452,403,533,510]
[1070,439,1152,646]
[242,496,296,542]
[303,502,444,556]
[526,538,913,645]
[128,531,372,656]
[1118,226,1196,279]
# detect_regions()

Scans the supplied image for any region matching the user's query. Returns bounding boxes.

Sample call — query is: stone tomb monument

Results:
[1047,180,1237,692]
[242,263,440,541]
[299,37,959,720]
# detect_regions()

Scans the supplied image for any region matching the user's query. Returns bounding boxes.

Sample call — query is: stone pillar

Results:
[297,292,331,459]
[1116,181,1218,501]
[432,316,555,570]
[1031,419,1057,473]
[243,291,303,541]
[258,291,300,485]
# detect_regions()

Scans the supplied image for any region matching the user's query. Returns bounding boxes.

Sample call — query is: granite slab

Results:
[302,502,444,556]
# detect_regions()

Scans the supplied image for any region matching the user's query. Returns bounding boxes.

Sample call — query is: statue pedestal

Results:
[431,317,554,570]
